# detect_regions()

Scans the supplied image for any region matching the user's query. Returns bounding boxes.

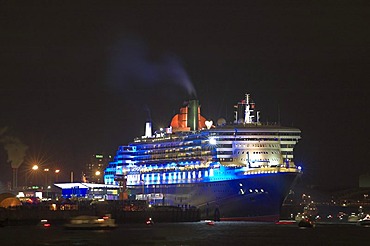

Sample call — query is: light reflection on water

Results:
[0,221,369,246]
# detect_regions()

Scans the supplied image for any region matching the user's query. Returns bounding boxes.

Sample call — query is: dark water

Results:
[1,221,369,246]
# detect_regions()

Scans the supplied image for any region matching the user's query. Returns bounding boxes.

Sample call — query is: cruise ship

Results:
[104,93,302,221]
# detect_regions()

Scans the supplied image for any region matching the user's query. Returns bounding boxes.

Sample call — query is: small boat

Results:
[146,217,154,225]
[357,214,370,227]
[38,219,51,228]
[204,220,215,226]
[348,213,359,223]
[65,214,118,230]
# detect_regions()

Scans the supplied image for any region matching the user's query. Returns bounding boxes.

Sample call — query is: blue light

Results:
[298,166,302,171]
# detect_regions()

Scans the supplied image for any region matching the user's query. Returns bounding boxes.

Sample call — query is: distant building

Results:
[54,183,120,200]
[83,154,112,183]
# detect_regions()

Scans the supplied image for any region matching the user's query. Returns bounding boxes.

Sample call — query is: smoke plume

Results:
[0,128,28,169]
[107,36,197,97]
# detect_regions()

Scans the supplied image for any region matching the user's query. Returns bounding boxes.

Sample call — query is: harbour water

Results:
[1,221,369,246]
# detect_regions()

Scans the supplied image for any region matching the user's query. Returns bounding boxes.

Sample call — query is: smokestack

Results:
[144,105,152,137]
[0,134,28,190]
[187,100,199,131]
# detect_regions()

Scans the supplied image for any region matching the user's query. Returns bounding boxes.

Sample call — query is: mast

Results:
[244,93,251,123]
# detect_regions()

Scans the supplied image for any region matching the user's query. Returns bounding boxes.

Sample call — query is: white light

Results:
[209,137,217,145]
[17,192,25,198]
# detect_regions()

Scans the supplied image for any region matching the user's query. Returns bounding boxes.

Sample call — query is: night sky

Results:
[1,1,369,188]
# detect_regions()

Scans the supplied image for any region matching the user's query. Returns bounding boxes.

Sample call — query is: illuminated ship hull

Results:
[104,93,302,221]
[129,167,300,221]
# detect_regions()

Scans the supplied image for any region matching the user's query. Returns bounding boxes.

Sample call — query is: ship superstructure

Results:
[104,93,302,221]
